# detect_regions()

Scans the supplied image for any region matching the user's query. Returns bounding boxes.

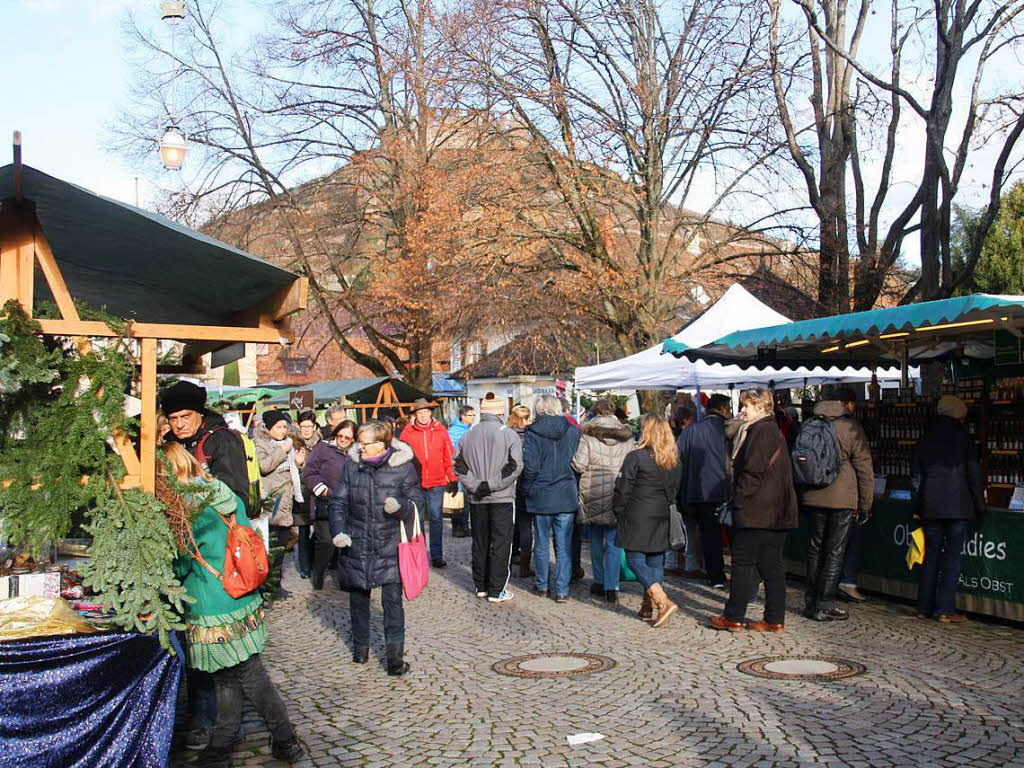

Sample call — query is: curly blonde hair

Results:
[506,404,532,430]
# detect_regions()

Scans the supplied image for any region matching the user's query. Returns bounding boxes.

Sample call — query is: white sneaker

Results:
[476,591,487,598]
[488,589,514,603]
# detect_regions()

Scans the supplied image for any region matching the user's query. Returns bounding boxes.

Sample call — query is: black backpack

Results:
[790,416,841,488]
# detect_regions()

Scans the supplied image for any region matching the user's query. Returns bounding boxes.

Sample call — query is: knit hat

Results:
[263,410,292,430]
[160,380,207,416]
[937,395,967,421]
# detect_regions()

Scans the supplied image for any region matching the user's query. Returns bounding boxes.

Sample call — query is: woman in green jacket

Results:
[166,443,304,768]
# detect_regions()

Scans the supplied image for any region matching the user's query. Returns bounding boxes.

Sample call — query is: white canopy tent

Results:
[574,285,903,391]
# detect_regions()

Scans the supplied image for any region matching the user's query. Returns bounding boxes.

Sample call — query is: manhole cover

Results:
[493,653,616,679]
[737,656,866,681]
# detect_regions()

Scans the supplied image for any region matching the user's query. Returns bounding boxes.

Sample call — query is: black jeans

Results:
[296,525,312,576]
[691,503,726,584]
[513,505,533,564]
[917,520,968,616]
[311,516,335,589]
[469,502,515,597]
[841,515,868,586]
[804,507,853,612]
[349,582,405,649]
[724,528,787,625]
[209,654,294,750]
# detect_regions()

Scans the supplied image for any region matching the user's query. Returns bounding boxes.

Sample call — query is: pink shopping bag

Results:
[398,504,429,601]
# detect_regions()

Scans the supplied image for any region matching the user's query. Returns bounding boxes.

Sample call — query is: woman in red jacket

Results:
[399,399,458,567]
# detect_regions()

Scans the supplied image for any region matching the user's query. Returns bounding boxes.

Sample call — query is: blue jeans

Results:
[425,486,445,561]
[589,524,621,591]
[917,520,968,616]
[626,551,665,591]
[533,512,574,597]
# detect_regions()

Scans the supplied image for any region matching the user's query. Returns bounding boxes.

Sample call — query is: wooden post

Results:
[140,338,158,493]
[0,206,33,308]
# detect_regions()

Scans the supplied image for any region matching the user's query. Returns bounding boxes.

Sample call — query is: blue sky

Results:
[0,0,153,205]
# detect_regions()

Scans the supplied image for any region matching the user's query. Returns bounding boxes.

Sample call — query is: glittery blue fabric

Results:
[0,631,182,768]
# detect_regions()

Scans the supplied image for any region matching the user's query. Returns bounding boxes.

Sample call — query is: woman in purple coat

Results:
[301,419,357,589]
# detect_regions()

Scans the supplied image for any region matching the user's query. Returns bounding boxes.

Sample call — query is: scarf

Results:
[274,437,304,503]
[362,447,393,467]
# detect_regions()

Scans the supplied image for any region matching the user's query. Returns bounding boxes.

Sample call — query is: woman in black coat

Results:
[301,419,357,589]
[614,414,683,628]
[912,395,984,622]
[327,421,425,675]
[709,388,798,633]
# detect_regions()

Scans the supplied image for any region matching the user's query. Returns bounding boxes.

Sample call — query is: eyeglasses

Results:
[358,440,383,449]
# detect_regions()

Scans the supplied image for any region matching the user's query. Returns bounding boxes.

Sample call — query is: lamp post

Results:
[158,1,187,170]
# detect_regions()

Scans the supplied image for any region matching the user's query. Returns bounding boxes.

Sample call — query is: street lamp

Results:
[158,125,187,171]
[157,1,187,170]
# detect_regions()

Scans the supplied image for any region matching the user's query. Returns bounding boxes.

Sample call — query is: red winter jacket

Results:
[399,420,457,489]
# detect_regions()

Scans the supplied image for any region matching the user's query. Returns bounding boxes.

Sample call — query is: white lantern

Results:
[158,126,187,171]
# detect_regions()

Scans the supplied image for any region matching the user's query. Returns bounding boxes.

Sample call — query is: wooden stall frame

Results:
[1,183,307,493]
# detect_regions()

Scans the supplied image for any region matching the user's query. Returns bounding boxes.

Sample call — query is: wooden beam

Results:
[113,430,142,478]
[0,204,32,307]
[33,227,79,320]
[251,277,309,322]
[140,338,157,493]
[36,318,289,343]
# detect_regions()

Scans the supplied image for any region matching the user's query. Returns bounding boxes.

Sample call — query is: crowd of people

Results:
[155,379,984,767]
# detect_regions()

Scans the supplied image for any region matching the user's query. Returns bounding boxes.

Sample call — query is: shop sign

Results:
[289,389,315,411]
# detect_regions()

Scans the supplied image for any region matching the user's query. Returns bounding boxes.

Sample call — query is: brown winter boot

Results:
[648,583,678,628]
[520,552,534,578]
[638,590,655,622]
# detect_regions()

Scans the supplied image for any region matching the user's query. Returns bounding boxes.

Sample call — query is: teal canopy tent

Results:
[664,294,1024,369]
[263,378,430,408]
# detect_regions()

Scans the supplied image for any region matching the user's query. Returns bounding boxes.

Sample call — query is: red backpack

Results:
[197,511,269,599]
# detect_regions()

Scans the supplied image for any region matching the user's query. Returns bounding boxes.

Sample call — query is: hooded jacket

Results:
[799,401,874,513]
[399,419,458,489]
[253,421,299,527]
[912,415,984,523]
[732,415,798,530]
[521,414,581,515]
[448,419,472,453]
[571,415,635,526]
[454,413,523,504]
[327,440,425,592]
[167,412,252,515]
[677,412,729,506]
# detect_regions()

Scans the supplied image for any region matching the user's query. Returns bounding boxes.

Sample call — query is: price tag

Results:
[1009,485,1024,511]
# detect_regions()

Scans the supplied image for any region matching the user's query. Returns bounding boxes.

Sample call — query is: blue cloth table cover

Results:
[0,631,182,768]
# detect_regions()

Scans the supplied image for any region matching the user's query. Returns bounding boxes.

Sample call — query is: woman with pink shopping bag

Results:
[327,421,426,676]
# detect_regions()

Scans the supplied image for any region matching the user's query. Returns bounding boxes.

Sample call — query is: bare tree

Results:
[460,0,788,355]
[773,0,1024,311]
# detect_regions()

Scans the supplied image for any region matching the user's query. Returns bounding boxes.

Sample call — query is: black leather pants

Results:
[804,507,853,613]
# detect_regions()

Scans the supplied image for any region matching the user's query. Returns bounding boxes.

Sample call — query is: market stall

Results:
[261,377,434,419]
[668,294,1024,622]
[0,156,306,765]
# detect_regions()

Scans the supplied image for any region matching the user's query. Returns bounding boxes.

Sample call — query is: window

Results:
[281,356,311,377]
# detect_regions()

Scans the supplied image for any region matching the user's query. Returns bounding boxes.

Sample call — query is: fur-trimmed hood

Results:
[581,415,634,445]
[347,437,415,469]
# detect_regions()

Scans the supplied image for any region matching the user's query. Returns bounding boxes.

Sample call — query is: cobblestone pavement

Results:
[172,528,1024,768]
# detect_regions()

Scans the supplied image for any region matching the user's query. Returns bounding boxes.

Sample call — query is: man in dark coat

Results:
[912,395,984,623]
[677,393,731,589]
[800,388,874,622]
[521,395,581,602]
[162,381,252,513]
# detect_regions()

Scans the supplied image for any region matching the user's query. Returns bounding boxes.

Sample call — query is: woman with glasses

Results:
[301,419,357,590]
[327,421,425,675]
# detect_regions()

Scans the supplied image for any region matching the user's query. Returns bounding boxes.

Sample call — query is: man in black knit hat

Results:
[161,380,253,514]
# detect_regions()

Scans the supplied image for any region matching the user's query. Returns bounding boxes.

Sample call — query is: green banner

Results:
[785,499,1024,608]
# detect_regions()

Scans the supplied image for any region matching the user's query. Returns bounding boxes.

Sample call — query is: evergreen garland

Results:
[0,301,190,649]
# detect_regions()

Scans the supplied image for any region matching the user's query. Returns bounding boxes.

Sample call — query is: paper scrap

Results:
[566,733,605,746]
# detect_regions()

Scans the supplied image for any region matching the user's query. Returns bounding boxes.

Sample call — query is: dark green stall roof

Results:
[665,294,1024,368]
[263,377,431,407]
[0,163,298,325]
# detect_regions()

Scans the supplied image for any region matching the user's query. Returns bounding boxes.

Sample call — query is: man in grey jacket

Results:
[454,413,524,602]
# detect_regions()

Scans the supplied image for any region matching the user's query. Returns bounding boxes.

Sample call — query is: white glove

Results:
[383,497,401,514]
[332,532,352,548]
[314,483,330,497]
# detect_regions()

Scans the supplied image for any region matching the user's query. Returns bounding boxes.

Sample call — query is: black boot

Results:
[386,643,410,676]
[352,646,369,664]
[192,746,233,768]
